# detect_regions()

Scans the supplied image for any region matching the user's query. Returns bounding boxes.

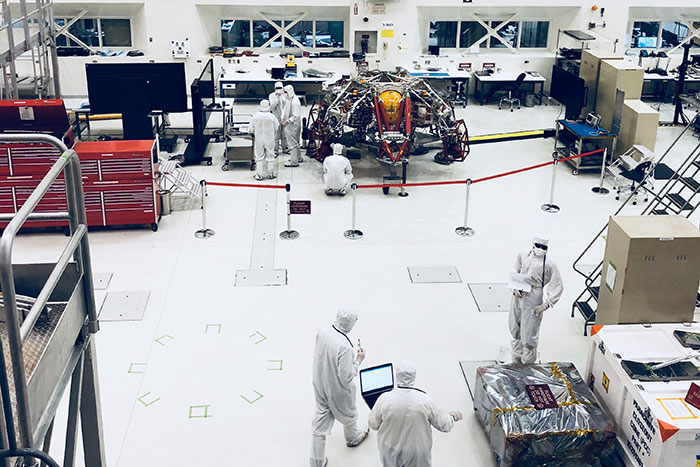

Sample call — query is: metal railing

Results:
[572,113,700,281]
[0,133,99,466]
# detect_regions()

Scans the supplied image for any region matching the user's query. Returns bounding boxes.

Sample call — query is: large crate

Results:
[474,362,616,466]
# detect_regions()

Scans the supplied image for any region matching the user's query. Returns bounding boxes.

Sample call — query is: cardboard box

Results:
[596,60,644,131]
[596,216,700,325]
[617,99,660,154]
[579,49,624,116]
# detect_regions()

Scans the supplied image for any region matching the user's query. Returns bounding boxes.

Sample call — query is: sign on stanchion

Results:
[195,180,215,239]
[344,183,363,240]
[591,148,610,195]
[279,184,300,240]
[455,179,475,237]
[541,153,561,213]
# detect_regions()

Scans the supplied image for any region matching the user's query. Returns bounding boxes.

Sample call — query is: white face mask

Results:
[275,88,283,94]
[532,247,546,257]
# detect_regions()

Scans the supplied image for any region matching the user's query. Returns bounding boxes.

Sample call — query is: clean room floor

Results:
[13,100,700,466]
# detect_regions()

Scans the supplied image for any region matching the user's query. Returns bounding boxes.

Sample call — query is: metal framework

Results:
[0,0,60,99]
[0,134,105,467]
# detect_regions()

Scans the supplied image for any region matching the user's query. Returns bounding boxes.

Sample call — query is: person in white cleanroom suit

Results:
[310,308,370,467]
[509,235,564,364]
[323,144,353,196]
[268,81,287,153]
[368,361,463,467]
[282,84,303,167]
[248,99,279,180]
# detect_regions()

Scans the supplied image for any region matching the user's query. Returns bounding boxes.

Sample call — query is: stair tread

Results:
[681,177,700,192]
[575,301,596,321]
[667,193,694,210]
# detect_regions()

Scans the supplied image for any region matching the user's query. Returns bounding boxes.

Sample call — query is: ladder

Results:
[158,159,203,205]
[571,114,700,335]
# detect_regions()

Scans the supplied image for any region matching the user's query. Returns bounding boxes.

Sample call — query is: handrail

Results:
[571,113,700,279]
[20,224,86,342]
[0,132,97,463]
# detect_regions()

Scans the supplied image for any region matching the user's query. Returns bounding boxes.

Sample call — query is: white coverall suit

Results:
[509,245,564,364]
[269,84,287,152]
[369,363,458,467]
[323,145,353,194]
[310,308,367,467]
[248,100,279,179]
[282,84,303,166]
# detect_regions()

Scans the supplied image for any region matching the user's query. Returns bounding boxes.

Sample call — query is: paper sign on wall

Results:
[381,30,394,38]
[605,262,617,293]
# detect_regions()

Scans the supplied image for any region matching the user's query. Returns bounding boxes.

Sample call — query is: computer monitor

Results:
[428,45,440,56]
[86,62,188,139]
[271,67,286,80]
[550,65,586,120]
[359,363,394,409]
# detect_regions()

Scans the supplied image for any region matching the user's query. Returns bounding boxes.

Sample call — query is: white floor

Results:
[13,100,700,467]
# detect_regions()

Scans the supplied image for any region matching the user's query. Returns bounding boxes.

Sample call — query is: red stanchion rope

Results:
[206,181,287,189]
[355,148,605,189]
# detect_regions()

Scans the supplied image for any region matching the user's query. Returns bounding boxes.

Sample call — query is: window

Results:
[221,19,344,50]
[490,21,519,48]
[631,21,660,48]
[100,19,131,47]
[253,20,282,48]
[285,20,313,48]
[459,21,487,49]
[54,17,132,48]
[661,22,688,48]
[315,21,344,48]
[429,21,457,48]
[520,21,549,48]
[221,20,250,48]
[70,18,99,47]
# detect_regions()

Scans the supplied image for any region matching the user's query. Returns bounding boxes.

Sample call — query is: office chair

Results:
[499,72,527,112]
[616,160,653,205]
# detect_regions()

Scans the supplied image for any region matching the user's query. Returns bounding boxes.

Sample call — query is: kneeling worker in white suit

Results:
[369,361,463,467]
[323,144,353,196]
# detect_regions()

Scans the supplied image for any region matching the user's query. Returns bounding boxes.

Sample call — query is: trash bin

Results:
[158,189,172,216]
[524,93,536,107]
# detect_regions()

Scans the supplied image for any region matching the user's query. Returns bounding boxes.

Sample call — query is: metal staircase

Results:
[157,159,204,205]
[571,114,700,335]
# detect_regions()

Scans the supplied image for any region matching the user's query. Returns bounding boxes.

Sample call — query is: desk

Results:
[554,119,614,175]
[219,73,338,101]
[643,72,700,103]
[473,72,546,106]
[409,71,472,107]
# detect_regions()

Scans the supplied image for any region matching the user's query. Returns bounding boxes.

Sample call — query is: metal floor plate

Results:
[407,266,462,283]
[250,188,278,270]
[93,273,113,290]
[235,269,287,287]
[99,291,150,321]
[459,360,497,401]
[468,283,512,312]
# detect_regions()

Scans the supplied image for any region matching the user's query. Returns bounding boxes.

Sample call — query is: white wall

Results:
[44,0,700,97]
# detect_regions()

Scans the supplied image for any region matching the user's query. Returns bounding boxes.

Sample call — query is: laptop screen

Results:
[360,364,394,393]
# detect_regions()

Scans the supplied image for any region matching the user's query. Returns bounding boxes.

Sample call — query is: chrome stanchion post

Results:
[455,179,475,237]
[592,148,610,194]
[344,183,363,240]
[280,183,299,240]
[195,180,215,239]
[541,153,561,213]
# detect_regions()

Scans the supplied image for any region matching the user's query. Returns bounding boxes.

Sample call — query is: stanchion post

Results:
[344,183,363,240]
[279,183,299,240]
[592,148,610,194]
[455,179,475,237]
[195,180,215,239]
[541,153,561,213]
